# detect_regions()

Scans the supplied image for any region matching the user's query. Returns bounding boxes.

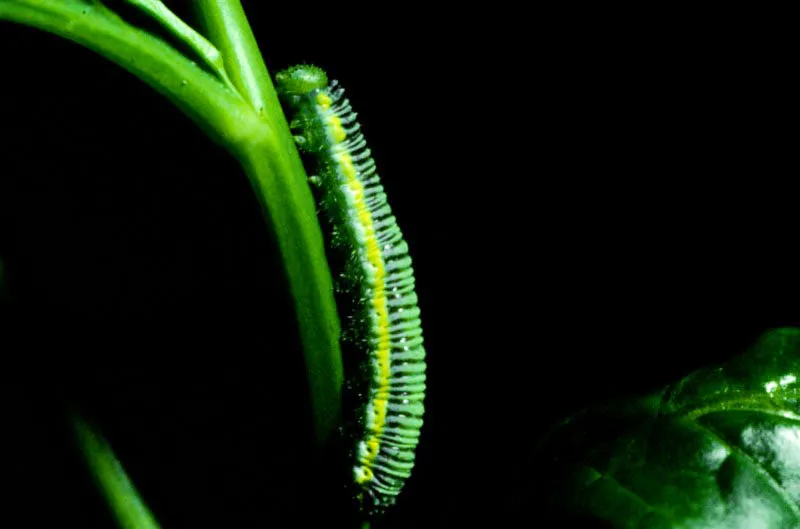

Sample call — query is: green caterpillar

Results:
[275,65,426,516]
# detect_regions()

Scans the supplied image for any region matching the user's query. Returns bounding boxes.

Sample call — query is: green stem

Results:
[71,413,162,529]
[0,0,262,152]
[122,0,237,92]
[190,0,308,185]
[238,138,344,445]
[193,0,344,444]
[191,0,276,118]
[1,0,344,445]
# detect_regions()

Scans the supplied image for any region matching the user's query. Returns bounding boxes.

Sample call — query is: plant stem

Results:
[190,1,309,190]
[72,412,162,529]
[122,0,237,92]
[193,0,344,445]
[237,137,344,445]
[0,0,262,151]
[191,0,276,118]
[2,0,345,445]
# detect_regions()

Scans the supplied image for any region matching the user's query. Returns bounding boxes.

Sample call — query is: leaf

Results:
[531,328,800,528]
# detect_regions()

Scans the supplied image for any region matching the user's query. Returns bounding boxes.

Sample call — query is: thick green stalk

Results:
[191,0,278,119]
[238,134,344,446]
[190,0,312,195]
[193,0,344,444]
[72,413,162,529]
[1,0,344,444]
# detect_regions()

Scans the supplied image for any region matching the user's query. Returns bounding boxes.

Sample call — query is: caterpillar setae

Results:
[275,65,426,516]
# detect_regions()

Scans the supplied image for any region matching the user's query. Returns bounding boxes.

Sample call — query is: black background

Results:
[0,3,797,528]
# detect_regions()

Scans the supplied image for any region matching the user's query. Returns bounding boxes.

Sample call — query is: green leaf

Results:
[535,328,800,528]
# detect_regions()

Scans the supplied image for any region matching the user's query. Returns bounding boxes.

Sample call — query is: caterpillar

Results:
[275,65,426,516]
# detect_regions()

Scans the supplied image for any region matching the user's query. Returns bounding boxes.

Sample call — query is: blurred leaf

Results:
[528,328,800,528]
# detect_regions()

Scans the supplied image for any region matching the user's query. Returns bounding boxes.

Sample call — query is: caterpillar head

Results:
[275,65,333,152]
[275,64,329,98]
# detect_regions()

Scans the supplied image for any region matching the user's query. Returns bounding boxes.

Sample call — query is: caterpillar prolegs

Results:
[275,65,426,516]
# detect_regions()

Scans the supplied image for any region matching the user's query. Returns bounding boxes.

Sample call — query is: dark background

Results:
[0,3,796,528]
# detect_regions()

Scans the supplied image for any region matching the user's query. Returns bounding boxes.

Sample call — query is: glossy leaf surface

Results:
[536,328,800,528]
